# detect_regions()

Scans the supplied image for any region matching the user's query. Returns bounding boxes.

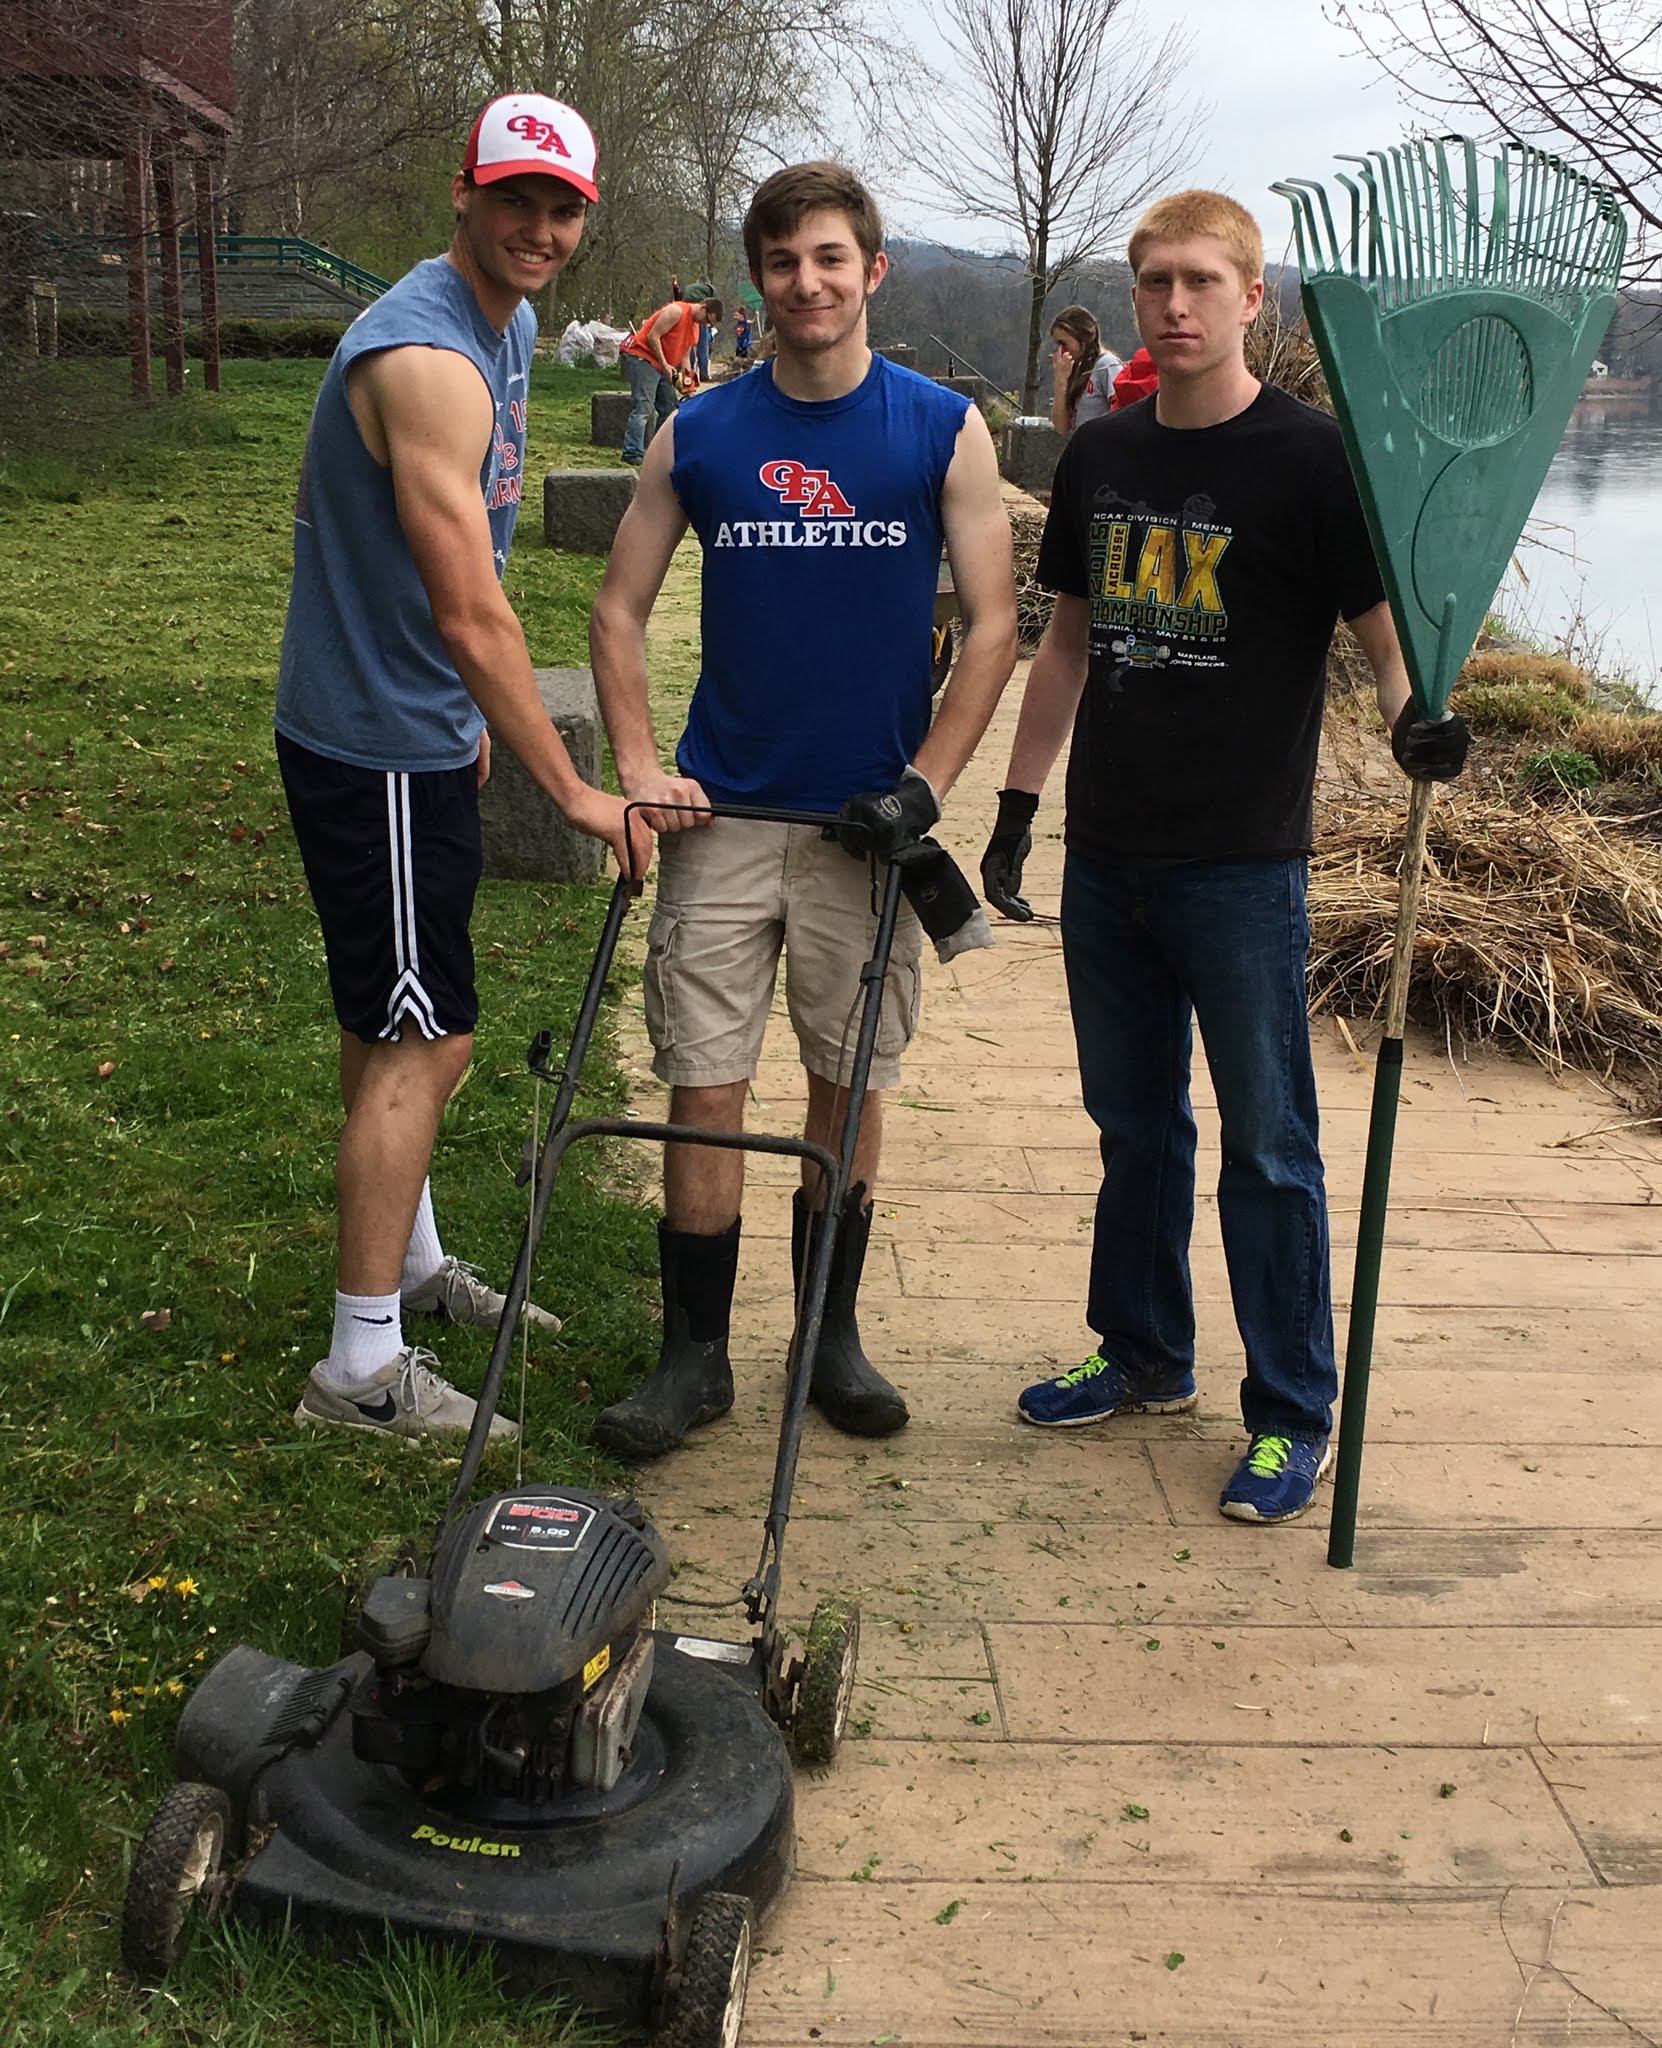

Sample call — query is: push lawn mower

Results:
[122,805,904,2045]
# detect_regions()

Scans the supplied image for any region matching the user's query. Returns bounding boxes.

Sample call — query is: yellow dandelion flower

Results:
[193,1650,206,1663]
[146,1574,168,1591]
[109,1708,129,1726]
[164,1678,185,1698]
[173,1576,200,1598]
[131,1684,149,1697]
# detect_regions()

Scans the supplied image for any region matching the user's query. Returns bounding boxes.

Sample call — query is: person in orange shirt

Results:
[619,292,723,463]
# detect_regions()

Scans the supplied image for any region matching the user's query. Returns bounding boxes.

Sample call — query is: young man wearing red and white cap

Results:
[277,93,649,1442]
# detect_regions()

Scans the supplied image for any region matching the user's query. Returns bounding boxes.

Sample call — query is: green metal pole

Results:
[1328,774,1435,1567]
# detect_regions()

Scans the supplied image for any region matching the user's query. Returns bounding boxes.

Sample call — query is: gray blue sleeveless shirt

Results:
[275,258,535,773]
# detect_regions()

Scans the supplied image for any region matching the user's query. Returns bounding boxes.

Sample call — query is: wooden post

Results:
[154,152,186,398]
[194,157,222,393]
[123,121,152,401]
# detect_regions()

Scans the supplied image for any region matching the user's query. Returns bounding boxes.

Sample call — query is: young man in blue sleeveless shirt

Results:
[589,162,1019,1459]
[277,93,647,1443]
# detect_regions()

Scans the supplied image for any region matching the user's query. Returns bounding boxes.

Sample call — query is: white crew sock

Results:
[401,1179,445,1298]
[321,1289,404,1389]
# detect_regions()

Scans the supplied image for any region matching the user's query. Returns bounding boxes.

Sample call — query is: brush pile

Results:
[1310,787,1662,1090]
[1245,293,1330,410]
[1009,499,1052,649]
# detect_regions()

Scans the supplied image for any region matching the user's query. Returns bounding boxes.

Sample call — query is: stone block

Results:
[934,372,980,401]
[590,387,634,446]
[876,343,916,371]
[544,467,637,554]
[999,416,1067,494]
[591,387,660,448]
[477,667,604,883]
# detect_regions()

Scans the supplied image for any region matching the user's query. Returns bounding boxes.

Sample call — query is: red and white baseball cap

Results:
[462,93,599,203]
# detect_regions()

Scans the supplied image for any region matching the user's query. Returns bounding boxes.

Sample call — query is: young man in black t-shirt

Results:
[979,190,1469,1524]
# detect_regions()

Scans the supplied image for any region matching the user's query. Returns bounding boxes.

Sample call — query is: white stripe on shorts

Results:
[379,773,444,1041]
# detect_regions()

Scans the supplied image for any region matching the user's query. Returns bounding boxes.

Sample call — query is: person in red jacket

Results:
[1111,346,1160,409]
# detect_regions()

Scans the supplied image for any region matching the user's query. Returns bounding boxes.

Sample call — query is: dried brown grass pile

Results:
[1311,788,1662,1088]
[1009,499,1053,649]
[1246,295,1330,410]
[1461,650,1593,698]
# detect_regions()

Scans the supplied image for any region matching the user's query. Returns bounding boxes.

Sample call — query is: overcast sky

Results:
[875,0,1423,259]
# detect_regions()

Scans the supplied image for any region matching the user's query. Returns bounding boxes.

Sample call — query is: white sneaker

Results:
[293,1347,518,1441]
[403,1256,561,1334]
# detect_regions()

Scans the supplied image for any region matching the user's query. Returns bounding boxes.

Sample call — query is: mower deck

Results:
[178,1634,794,2026]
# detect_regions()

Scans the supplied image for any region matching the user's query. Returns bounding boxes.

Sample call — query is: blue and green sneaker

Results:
[1218,1433,1333,1522]
[1017,1351,1198,1428]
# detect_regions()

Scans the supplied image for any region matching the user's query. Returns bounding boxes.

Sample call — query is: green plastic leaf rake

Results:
[1274,138,1625,718]
[1272,139,1626,1571]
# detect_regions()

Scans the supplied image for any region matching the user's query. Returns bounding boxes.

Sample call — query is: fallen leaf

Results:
[140,1308,172,1332]
[96,1061,116,1080]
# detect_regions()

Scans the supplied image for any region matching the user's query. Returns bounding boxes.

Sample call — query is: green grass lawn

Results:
[0,356,661,2045]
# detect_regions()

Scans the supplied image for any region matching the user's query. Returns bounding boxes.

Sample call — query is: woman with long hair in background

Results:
[1048,304,1123,435]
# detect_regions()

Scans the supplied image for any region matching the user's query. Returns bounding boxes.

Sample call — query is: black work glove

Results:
[893,838,994,961]
[833,765,940,859]
[979,787,1040,921]
[1391,703,1470,782]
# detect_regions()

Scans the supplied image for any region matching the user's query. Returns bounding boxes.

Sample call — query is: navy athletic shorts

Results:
[277,732,482,1043]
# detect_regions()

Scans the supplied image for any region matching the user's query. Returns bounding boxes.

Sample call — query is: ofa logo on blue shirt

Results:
[711,457,908,550]
[758,458,855,517]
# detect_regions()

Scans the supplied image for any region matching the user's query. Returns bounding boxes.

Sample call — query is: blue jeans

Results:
[622,353,675,462]
[1059,851,1336,1438]
[695,326,711,381]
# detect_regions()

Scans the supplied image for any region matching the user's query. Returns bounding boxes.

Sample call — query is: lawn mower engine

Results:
[350,1488,669,1808]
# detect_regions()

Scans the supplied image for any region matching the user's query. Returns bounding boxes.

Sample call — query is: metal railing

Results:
[35,227,389,300]
[926,332,1017,405]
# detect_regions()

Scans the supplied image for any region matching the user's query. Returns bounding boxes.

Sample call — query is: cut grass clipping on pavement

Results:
[0,357,660,2045]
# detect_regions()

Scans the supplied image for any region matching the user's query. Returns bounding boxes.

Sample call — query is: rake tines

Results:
[1271,134,1625,722]
[1277,137,1624,316]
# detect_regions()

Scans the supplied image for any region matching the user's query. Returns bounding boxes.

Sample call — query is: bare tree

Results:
[227,0,482,236]
[906,0,1199,411]
[675,11,796,282]
[1334,0,1661,284]
[673,0,908,283]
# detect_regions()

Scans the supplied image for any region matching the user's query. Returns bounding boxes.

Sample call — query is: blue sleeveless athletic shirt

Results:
[274,258,535,773]
[670,355,969,807]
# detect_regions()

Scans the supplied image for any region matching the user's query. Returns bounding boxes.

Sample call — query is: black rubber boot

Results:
[594,1220,739,1460]
[792,1184,909,1437]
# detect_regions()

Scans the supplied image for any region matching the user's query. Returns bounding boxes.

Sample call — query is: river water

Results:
[1507,400,1662,698]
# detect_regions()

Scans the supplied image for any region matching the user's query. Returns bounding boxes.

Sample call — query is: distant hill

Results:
[857,231,1658,397]
[869,239,1138,394]
[869,237,1303,395]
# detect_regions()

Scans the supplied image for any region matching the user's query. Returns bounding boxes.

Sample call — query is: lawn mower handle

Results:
[438,804,907,1616]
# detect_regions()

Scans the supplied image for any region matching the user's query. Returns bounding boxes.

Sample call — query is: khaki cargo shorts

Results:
[643,820,924,1089]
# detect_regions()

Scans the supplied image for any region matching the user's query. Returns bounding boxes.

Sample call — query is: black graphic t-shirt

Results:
[1036,383,1385,861]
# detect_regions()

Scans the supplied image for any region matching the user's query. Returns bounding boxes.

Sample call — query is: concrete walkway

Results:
[617,679,1662,2046]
